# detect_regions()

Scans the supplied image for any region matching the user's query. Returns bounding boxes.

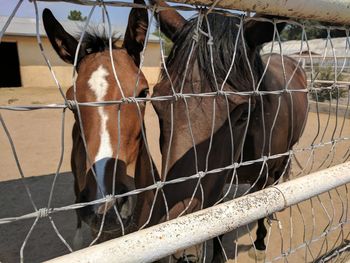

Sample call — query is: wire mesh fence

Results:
[0,0,350,262]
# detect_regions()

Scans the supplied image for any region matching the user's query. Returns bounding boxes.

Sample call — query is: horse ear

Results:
[244,14,286,49]
[149,0,186,42]
[122,0,149,67]
[42,8,85,65]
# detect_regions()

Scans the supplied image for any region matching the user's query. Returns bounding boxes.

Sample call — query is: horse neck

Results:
[133,134,162,227]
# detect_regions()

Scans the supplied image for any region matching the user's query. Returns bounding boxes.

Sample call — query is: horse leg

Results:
[156,199,204,263]
[254,218,267,251]
[211,235,225,263]
[173,242,204,263]
[247,218,267,260]
[175,254,199,263]
[73,212,83,250]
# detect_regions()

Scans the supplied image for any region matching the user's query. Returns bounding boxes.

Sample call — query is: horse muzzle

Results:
[94,193,136,221]
[80,194,137,238]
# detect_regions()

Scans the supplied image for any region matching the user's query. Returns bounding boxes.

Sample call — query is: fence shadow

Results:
[0,173,260,262]
[0,172,92,263]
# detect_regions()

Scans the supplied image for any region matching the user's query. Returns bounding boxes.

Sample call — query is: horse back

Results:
[261,53,308,146]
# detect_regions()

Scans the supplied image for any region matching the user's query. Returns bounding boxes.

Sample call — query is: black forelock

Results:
[77,28,121,55]
[163,12,264,93]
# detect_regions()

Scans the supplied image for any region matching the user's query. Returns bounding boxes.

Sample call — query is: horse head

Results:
[43,1,149,240]
[151,1,287,209]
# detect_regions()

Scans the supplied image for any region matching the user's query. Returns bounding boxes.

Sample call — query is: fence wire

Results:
[0,0,350,262]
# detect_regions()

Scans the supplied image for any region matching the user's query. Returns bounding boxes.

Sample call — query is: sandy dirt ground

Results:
[0,87,349,262]
[0,86,161,180]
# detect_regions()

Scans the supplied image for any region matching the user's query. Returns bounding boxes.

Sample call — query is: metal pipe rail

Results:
[46,162,350,263]
[167,0,350,25]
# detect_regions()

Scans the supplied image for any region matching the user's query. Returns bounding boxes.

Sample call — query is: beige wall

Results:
[3,36,161,87]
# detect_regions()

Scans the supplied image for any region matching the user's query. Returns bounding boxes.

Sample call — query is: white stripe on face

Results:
[88,65,113,195]
[88,65,113,163]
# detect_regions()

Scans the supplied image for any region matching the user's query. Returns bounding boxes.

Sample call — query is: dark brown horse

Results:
[139,1,308,262]
[42,3,155,246]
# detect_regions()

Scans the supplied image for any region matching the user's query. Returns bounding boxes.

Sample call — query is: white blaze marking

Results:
[88,65,113,163]
[88,66,113,196]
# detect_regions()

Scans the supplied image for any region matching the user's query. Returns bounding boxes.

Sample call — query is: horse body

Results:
[234,54,308,252]
[42,2,152,244]
[146,2,308,261]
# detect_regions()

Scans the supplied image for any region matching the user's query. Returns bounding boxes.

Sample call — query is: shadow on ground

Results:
[0,173,256,262]
[0,172,92,263]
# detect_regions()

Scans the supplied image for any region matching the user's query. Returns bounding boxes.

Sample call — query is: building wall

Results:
[3,35,161,87]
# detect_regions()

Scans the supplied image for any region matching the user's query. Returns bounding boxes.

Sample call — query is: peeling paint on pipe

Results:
[46,162,350,263]
[167,0,350,25]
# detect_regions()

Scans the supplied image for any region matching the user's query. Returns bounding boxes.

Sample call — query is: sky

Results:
[0,0,194,30]
[1,0,133,25]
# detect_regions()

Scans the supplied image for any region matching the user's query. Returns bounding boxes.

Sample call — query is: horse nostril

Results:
[118,196,135,220]
[116,196,128,208]
[96,198,115,215]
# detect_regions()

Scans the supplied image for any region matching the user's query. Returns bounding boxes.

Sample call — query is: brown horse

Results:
[140,1,308,262]
[42,3,155,246]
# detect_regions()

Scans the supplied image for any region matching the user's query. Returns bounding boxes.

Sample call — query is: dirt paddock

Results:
[0,87,349,262]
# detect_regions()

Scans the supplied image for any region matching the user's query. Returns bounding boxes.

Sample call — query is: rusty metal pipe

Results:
[46,162,350,263]
[167,0,350,25]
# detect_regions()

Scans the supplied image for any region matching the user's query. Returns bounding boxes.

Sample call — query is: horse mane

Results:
[77,28,121,54]
[163,13,264,93]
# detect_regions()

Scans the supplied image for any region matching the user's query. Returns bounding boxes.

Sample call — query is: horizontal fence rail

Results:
[46,162,350,263]
[166,0,350,25]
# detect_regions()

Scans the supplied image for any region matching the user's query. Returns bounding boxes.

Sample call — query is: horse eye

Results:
[239,107,249,122]
[138,88,149,98]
